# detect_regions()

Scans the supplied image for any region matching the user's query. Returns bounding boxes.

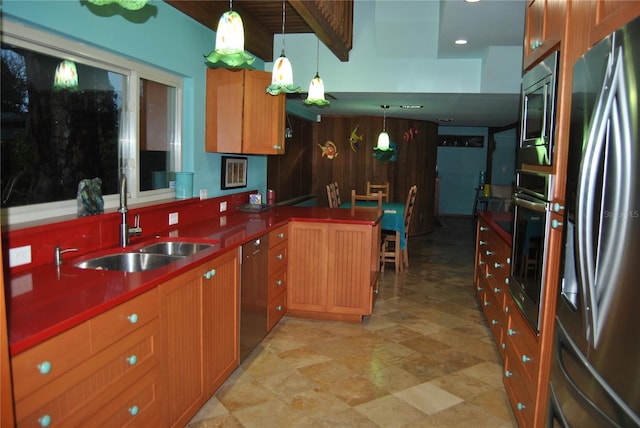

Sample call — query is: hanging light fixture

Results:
[53,59,79,91]
[204,0,255,68]
[266,0,301,95]
[375,105,391,150]
[86,0,149,11]
[304,38,330,106]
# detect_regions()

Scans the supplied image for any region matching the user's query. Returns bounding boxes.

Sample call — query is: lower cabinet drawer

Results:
[87,368,162,428]
[11,322,91,401]
[267,289,286,332]
[268,265,287,298]
[504,346,535,428]
[15,320,160,427]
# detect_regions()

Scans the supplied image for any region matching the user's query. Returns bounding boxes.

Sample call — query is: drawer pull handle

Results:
[203,269,217,280]
[507,257,511,264]
[485,272,493,278]
[494,262,503,268]
[505,306,510,313]
[273,144,282,150]
[480,226,488,231]
[504,370,512,378]
[485,250,494,256]
[517,402,526,411]
[278,232,285,239]
[508,328,516,336]
[494,287,501,294]
[483,300,490,306]
[127,313,138,324]
[276,254,284,260]
[552,219,563,229]
[38,361,52,375]
[479,240,487,245]
[522,355,532,363]
[504,278,510,284]
[476,285,483,291]
[38,415,52,427]
[373,288,379,294]
[478,260,485,266]
[491,319,498,325]
[553,202,565,212]
[276,305,283,311]
[501,343,506,349]
[127,355,138,366]
[275,280,283,286]
[129,406,139,416]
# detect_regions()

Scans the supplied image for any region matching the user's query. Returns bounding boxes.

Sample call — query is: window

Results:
[1,22,182,225]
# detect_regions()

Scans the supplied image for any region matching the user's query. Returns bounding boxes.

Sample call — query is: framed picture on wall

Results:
[221,156,247,189]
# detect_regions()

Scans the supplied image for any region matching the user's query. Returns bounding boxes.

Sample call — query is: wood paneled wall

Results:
[268,114,439,236]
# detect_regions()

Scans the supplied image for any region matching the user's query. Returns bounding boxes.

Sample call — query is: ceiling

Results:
[168,0,527,128]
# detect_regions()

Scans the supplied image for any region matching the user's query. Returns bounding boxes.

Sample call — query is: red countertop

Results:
[7,206,381,355]
[477,211,513,245]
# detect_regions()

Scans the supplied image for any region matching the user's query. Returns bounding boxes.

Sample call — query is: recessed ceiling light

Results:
[400,105,423,109]
[455,39,468,45]
[465,0,480,3]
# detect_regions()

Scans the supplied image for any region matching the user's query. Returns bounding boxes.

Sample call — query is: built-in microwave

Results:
[518,51,559,167]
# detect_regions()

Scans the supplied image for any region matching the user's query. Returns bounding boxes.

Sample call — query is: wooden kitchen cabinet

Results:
[267,224,288,331]
[205,68,286,155]
[474,218,511,360]
[523,0,567,70]
[160,248,240,427]
[589,1,640,46]
[12,289,161,428]
[503,292,539,428]
[287,221,380,322]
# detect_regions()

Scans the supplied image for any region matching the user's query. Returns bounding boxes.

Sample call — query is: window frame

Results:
[1,20,183,226]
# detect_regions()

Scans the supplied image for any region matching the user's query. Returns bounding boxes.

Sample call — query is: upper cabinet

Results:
[589,1,640,46]
[205,68,286,155]
[523,0,567,70]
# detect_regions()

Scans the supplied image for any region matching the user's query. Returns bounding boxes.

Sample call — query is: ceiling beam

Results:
[288,0,352,62]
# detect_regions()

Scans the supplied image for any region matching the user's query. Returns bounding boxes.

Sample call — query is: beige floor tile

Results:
[393,382,464,415]
[354,395,429,427]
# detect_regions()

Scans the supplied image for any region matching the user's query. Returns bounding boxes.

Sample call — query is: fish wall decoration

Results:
[318,141,339,159]
[349,124,364,151]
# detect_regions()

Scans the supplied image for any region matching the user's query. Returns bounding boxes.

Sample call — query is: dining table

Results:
[340,201,406,249]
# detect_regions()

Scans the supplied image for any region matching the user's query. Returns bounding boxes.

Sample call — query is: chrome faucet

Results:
[54,246,78,266]
[118,173,142,247]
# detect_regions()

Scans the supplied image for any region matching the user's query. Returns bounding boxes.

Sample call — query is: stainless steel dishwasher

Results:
[240,236,268,361]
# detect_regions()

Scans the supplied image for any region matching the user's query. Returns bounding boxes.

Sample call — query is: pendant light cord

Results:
[315,37,320,76]
[281,0,286,54]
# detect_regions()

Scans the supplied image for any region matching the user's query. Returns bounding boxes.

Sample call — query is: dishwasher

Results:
[240,235,268,361]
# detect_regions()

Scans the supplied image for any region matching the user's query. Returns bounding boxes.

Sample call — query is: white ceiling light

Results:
[455,39,468,45]
[266,0,301,95]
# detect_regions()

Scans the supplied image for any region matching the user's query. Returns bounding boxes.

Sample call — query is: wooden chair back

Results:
[326,182,342,208]
[403,185,418,235]
[350,190,383,211]
[366,181,390,202]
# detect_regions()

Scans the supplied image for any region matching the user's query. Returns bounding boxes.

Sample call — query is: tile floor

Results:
[187,218,517,427]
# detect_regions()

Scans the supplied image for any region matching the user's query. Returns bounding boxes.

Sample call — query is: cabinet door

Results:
[205,68,244,153]
[326,223,375,315]
[287,222,329,311]
[203,249,240,396]
[590,1,640,46]
[160,268,205,427]
[524,0,566,70]
[243,70,286,155]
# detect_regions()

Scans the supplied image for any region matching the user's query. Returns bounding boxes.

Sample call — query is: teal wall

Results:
[437,126,489,216]
[1,0,268,199]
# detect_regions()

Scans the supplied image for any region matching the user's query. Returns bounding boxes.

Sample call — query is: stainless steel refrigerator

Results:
[548,16,640,427]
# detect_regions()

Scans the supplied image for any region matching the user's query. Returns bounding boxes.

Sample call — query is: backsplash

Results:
[2,190,256,275]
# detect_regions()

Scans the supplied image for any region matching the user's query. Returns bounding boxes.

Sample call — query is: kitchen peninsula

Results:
[4,198,381,427]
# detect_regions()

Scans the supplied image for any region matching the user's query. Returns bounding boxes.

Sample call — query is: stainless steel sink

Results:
[75,253,183,272]
[138,241,214,257]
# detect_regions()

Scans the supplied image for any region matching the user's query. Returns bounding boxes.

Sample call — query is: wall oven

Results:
[518,51,559,167]
[509,170,553,333]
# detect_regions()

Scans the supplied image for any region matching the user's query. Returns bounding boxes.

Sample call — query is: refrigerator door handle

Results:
[576,46,633,346]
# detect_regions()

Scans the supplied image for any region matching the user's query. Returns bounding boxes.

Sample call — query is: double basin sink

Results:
[74,241,217,273]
